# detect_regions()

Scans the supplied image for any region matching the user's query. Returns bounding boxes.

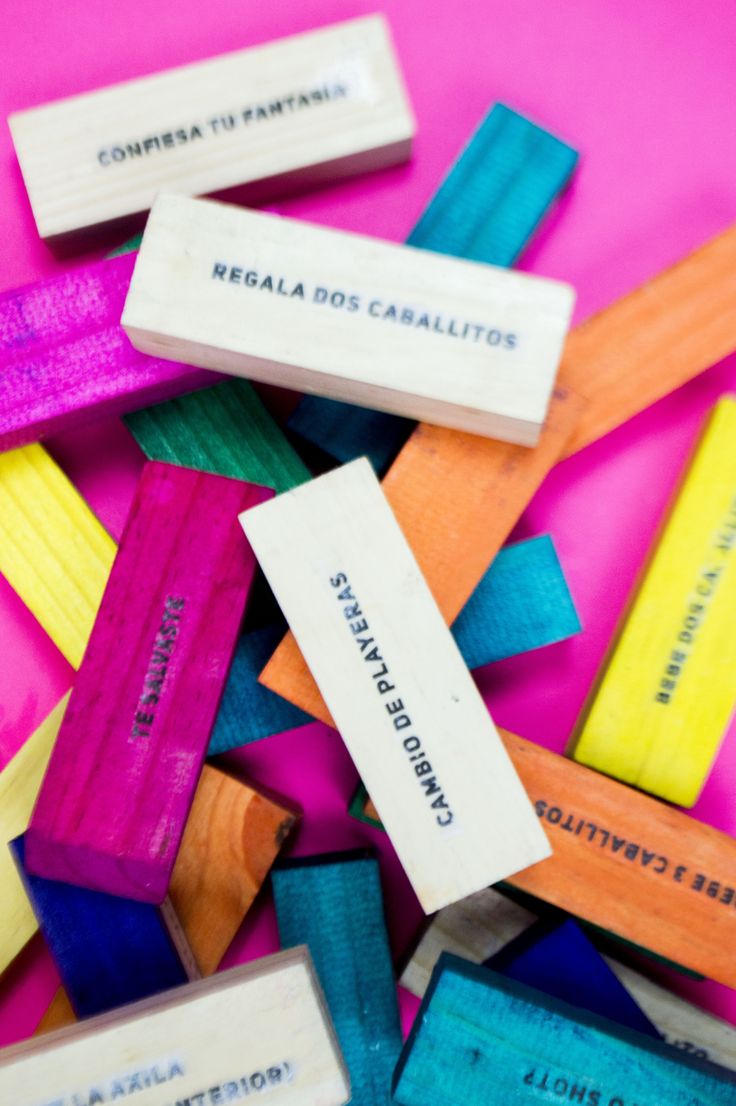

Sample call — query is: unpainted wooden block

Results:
[0,949,350,1106]
[240,459,549,913]
[571,396,736,805]
[26,462,271,902]
[123,194,575,446]
[10,14,414,245]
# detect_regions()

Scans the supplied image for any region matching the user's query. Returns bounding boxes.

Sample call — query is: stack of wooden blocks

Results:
[1,12,735,1105]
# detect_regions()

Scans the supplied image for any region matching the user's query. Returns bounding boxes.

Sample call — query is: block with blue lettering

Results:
[487,918,660,1038]
[10,835,198,1018]
[272,850,402,1106]
[287,102,578,473]
[393,954,736,1106]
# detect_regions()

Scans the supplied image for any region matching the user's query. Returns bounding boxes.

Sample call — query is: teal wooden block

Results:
[272,851,402,1106]
[287,102,578,473]
[393,954,736,1106]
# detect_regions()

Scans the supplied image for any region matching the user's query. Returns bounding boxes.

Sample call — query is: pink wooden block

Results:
[25,461,272,902]
[0,253,217,450]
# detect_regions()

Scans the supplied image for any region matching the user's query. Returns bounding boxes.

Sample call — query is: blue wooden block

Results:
[10,835,193,1018]
[287,102,578,473]
[272,850,402,1106]
[393,954,736,1106]
[453,534,580,669]
[486,918,660,1038]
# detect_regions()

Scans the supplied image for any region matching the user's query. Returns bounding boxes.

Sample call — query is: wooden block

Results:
[272,851,402,1106]
[0,444,115,667]
[0,695,67,976]
[571,397,736,805]
[0,949,350,1106]
[393,954,736,1106]
[11,834,199,1018]
[25,462,271,902]
[123,193,575,447]
[287,102,578,471]
[125,377,310,494]
[0,253,215,450]
[240,459,550,913]
[10,13,414,247]
[348,782,384,830]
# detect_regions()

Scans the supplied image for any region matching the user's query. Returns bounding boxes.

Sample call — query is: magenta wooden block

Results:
[0,253,217,450]
[25,461,272,903]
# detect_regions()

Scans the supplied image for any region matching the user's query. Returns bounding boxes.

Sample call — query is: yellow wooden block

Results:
[0,695,68,975]
[571,396,736,806]
[0,444,115,667]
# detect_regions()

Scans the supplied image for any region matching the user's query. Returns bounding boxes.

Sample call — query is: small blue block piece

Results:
[486,918,660,1038]
[10,835,191,1018]
[451,534,581,669]
[287,102,578,472]
[393,954,736,1106]
[272,850,402,1106]
[207,623,313,755]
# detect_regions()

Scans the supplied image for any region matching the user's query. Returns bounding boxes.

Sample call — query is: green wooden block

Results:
[107,232,143,257]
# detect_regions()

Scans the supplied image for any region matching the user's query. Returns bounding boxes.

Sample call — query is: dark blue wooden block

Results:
[272,850,402,1106]
[486,918,659,1038]
[287,102,578,474]
[10,835,193,1018]
[393,954,736,1106]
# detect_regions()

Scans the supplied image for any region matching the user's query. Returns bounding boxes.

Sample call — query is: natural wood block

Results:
[571,397,736,805]
[0,444,115,667]
[288,101,578,471]
[125,377,310,494]
[0,253,214,450]
[123,193,575,446]
[0,949,350,1106]
[0,696,67,976]
[240,459,550,913]
[393,954,736,1106]
[25,462,271,901]
[9,13,414,246]
[272,851,402,1106]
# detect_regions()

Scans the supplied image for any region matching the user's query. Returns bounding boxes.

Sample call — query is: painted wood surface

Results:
[287,102,578,472]
[571,397,736,805]
[272,851,402,1106]
[0,950,350,1106]
[393,954,736,1106]
[123,194,575,446]
[9,14,414,246]
[25,462,271,901]
[0,444,115,667]
[240,459,549,913]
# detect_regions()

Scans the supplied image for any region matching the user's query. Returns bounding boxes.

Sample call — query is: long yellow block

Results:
[571,396,736,806]
[0,444,115,667]
[0,696,69,974]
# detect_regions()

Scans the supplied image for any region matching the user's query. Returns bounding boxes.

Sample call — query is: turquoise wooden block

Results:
[287,102,578,473]
[393,954,736,1106]
[272,851,402,1106]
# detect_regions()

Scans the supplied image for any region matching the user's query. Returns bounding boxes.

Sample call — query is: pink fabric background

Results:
[1,0,736,1045]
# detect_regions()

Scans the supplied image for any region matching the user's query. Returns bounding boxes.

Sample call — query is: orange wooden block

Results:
[34,764,299,1034]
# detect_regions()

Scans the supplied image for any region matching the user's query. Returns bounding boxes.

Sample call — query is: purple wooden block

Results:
[25,461,272,903]
[0,253,217,449]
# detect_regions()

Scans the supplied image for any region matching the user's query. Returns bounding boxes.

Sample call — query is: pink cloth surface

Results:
[2,0,736,1043]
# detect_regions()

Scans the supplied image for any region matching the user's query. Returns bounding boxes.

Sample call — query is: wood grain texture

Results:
[272,851,402,1106]
[10,13,414,246]
[123,194,575,446]
[0,950,350,1106]
[124,377,310,494]
[0,444,115,667]
[571,397,736,805]
[0,695,68,976]
[393,955,736,1106]
[26,462,271,902]
[240,459,550,913]
[287,101,578,472]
